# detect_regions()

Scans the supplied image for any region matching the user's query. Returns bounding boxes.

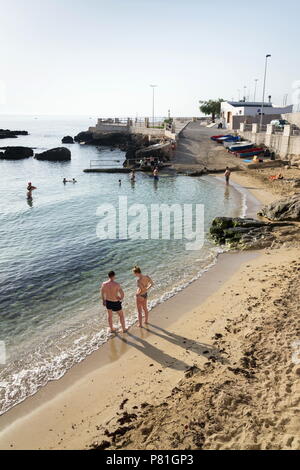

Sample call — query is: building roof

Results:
[227,101,272,108]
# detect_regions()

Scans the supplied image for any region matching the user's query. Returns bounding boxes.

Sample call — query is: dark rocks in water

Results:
[258,195,300,221]
[0,146,34,160]
[35,147,71,161]
[74,131,130,147]
[74,131,94,143]
[210,217,294,249]
[0,129,29,139]
[93,133,130,147]
[74,130,152,163]
[62,136,74,144]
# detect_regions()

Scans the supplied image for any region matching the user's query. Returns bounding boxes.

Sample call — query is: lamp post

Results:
[150,85,157,128]
[243,86,247,102]
[254,79,259,102]
[260,54,271,130]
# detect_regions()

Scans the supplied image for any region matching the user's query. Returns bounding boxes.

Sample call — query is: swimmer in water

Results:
[27,182,37,199]
[130,170,136,182]
[153,167,159,181]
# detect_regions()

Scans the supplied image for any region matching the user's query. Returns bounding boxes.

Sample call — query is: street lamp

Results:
[150,85,157,128]
[254,79,259,102]
[243,86,247,102]
[260,54,271,130]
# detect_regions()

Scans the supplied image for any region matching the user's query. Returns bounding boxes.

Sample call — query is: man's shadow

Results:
[146,323,227,364]
[117,331,189,371]
[116,322,227,371]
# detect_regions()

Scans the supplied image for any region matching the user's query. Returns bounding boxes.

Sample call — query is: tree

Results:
[199,99,224,122]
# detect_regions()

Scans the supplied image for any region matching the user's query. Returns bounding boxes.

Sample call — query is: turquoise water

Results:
[0,116,244,415]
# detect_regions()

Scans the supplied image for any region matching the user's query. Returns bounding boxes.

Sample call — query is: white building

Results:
[221,101,293,129]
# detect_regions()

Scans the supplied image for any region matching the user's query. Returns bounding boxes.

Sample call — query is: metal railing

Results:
[90,159,123,169]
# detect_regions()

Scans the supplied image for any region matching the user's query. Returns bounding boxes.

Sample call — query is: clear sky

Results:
[1,0,299,117]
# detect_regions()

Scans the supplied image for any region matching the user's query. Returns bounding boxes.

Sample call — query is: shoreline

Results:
[0,173,246,419]
[0,158,299,449]
[0,249,260,450]
[0,170,263,449]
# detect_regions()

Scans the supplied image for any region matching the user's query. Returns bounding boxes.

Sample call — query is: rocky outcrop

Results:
[74,130,151,163]
[62,136,74,144]
[0,146,34,159]
[74,131,94,143]
[0,129,29,139]
[135,142,171,161]
[210,217,295,249]
[258,195,300,221]
[35,147,71,161]
[74,131,134,149]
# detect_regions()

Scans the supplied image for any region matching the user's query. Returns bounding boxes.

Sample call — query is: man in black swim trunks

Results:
[101,271,127,333]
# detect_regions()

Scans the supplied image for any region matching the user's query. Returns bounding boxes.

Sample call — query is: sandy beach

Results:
[0,127,299,450]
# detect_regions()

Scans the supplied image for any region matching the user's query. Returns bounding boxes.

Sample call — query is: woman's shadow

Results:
[146,323,227,364]
[117,331,189,371]
[116,323,227,371]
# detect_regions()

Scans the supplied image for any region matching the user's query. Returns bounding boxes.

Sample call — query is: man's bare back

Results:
[101,271,127,333]
[101,280,124,302]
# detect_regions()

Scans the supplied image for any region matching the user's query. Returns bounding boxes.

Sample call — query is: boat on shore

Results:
[231,147,264,155]
[228,142,254,151]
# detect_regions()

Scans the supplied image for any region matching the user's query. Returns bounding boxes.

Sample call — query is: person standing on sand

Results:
[133,266,154,327]
[225,167,231,185]
[101,271,127,333]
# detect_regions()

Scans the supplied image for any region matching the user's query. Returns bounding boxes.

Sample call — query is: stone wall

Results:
[231,114,282,130]
[89,117,191,141]
[239,123,300,159]
[282,112,300,128]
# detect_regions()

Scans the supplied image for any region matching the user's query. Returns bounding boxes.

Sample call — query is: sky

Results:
[1,0,300,117]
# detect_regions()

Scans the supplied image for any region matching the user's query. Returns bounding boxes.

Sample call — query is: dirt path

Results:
[172,122,241,172]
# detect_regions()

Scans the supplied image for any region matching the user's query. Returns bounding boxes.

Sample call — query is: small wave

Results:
[0,247,225,416]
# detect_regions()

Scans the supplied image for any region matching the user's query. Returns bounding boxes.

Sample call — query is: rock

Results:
[0,129,28,139]
[258,195,300,221]
[74,130,149,161]
[74,131,94,143]
[62,136,74,144]
[35,147,71,161]
[0,146,34,159]
[91,440,111,450]
[210,216,294,249]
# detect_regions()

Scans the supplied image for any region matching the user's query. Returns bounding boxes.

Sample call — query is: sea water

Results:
[0,115,244,415]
